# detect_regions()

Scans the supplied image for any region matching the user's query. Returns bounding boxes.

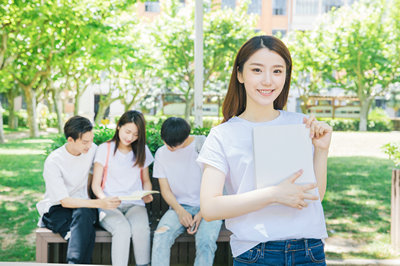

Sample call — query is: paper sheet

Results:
[253,124,316,189]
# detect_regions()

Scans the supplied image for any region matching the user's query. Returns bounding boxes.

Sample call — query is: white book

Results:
[119,190,160,201]
[253,124,316,189]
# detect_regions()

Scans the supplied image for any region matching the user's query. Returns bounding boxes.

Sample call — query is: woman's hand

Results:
[142,194,153,204]
[274,170,319,209]
[303,116,332,151]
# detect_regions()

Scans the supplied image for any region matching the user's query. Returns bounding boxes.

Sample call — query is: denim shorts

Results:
[233,238,326,266]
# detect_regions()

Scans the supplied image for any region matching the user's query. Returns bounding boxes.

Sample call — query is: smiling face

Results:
[118,122,139,147]
[237,48,287,110]
[67,131,94,155]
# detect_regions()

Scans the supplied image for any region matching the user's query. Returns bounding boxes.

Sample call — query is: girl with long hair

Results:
[92,110,153,266]
[198,35,332,265]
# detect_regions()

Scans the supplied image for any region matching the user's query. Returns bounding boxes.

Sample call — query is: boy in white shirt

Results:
[151,117,222,266]
[36,116,120,264]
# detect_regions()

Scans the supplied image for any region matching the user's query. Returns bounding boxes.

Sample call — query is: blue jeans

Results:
[151,205,222,266]
[233,239,326,266]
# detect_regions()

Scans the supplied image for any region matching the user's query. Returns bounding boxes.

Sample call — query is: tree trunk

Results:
[51,89,63,133]
[6,90,17,129]
[95,102,108,125]
[23,87,39,137]
[359,99,371,131]
[0,102,5,144]
[184,94,194,122]
[299,95,309,114]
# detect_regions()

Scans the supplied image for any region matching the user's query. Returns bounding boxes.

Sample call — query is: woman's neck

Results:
[239,104,280,123]
[117,142,132,153]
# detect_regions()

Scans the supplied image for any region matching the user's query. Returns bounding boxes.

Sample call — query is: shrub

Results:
[382,142,400,168]
[319,110,393,131]
[367,108,393,132]
[46,119,211,157]
[2,109,28,128]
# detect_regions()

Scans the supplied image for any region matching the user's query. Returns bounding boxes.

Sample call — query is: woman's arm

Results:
[200,165,319,222]
[91,162,107,199]
[141,167,153,203]
[303,116,332,200]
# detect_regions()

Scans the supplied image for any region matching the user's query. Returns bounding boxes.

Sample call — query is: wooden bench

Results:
[36,178,233,265]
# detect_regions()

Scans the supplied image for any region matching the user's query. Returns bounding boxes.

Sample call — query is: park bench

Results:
[35,178,233,265]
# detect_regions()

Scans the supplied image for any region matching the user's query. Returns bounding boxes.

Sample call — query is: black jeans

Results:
[42,205,98,264]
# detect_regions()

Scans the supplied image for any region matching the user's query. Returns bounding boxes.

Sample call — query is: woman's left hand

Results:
[303,116,332,151]
[142,194,153,204]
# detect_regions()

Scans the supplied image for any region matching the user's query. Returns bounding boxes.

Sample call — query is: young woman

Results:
[92,110,153,266]
[198,35,332,265]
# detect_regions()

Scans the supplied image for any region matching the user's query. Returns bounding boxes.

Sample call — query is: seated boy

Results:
[36,116,121,264]
[151,117,222,266]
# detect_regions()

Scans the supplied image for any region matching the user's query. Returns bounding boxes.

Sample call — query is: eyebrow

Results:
[249,63,284,68]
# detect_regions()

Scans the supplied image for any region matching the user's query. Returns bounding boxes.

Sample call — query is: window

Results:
[324,0,343,12]
[145,1,160,12]
[272,29,287,37]
[295,0,319,15]
[247,0,262,14]
[273,0,286,15]
[221,0,236,9]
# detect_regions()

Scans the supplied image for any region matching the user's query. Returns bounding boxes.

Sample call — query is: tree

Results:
[286,30,332,114]
[321,0,398,131]
[153,0,256,120]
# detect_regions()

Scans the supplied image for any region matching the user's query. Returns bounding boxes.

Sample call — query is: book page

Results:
[253,124,316,189]
[119,190,159,201]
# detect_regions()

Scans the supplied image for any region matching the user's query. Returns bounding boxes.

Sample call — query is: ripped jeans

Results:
[151,205,222,266]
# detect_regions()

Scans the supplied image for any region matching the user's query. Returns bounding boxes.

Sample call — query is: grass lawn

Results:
[0,134,398,261]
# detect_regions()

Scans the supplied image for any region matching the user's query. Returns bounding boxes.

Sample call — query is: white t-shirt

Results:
[94,141,154,206]
[197,110,328,257]
[153,137,203,207]
[36,143,97,217]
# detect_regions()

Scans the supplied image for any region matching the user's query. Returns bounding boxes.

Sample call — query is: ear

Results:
[237,68,244,84]
[67,136,75,143]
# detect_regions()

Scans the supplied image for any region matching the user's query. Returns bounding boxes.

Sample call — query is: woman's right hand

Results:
[100,196,121,210]
[274,170,319,209]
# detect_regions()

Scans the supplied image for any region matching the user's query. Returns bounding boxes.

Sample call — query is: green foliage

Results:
[320,115,393,132]
[2,109,28,128]
[367,108,393,131]
[382,142,400,167]
[93,125,115,145]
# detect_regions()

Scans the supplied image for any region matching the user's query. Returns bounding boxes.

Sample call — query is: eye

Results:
[252,68,262,73]
[274,69,283,74]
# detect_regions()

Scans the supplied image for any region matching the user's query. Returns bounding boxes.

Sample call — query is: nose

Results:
[261,72,272,85]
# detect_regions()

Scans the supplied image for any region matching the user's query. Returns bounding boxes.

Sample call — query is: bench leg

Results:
[36,232,49,263]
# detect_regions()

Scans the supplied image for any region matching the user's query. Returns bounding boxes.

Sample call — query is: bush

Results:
[2,109,28,128]
[320,118,357,131]
[382,142,400,168]
[319,110,393,132]
[367,108,393,132]
[46,118,211,156]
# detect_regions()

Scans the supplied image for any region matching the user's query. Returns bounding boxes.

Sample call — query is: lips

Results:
[257,89,274,96]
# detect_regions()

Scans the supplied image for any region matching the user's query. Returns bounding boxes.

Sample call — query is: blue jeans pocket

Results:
[308,242,326,264]
[234,248,261,264]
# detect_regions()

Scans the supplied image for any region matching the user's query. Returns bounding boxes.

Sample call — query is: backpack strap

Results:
[194,135,206,154]
[100,142,111,190]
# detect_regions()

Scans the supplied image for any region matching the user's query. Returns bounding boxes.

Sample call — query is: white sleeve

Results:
[152,148,166,178]
[94,143,108,167]
[197,128,229,175]
[43,157,69,202]
[144,145,154,168]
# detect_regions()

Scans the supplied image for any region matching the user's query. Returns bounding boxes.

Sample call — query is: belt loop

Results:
[305,239,310,257]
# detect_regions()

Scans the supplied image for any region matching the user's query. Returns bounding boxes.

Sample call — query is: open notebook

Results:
[253,124,316,189]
